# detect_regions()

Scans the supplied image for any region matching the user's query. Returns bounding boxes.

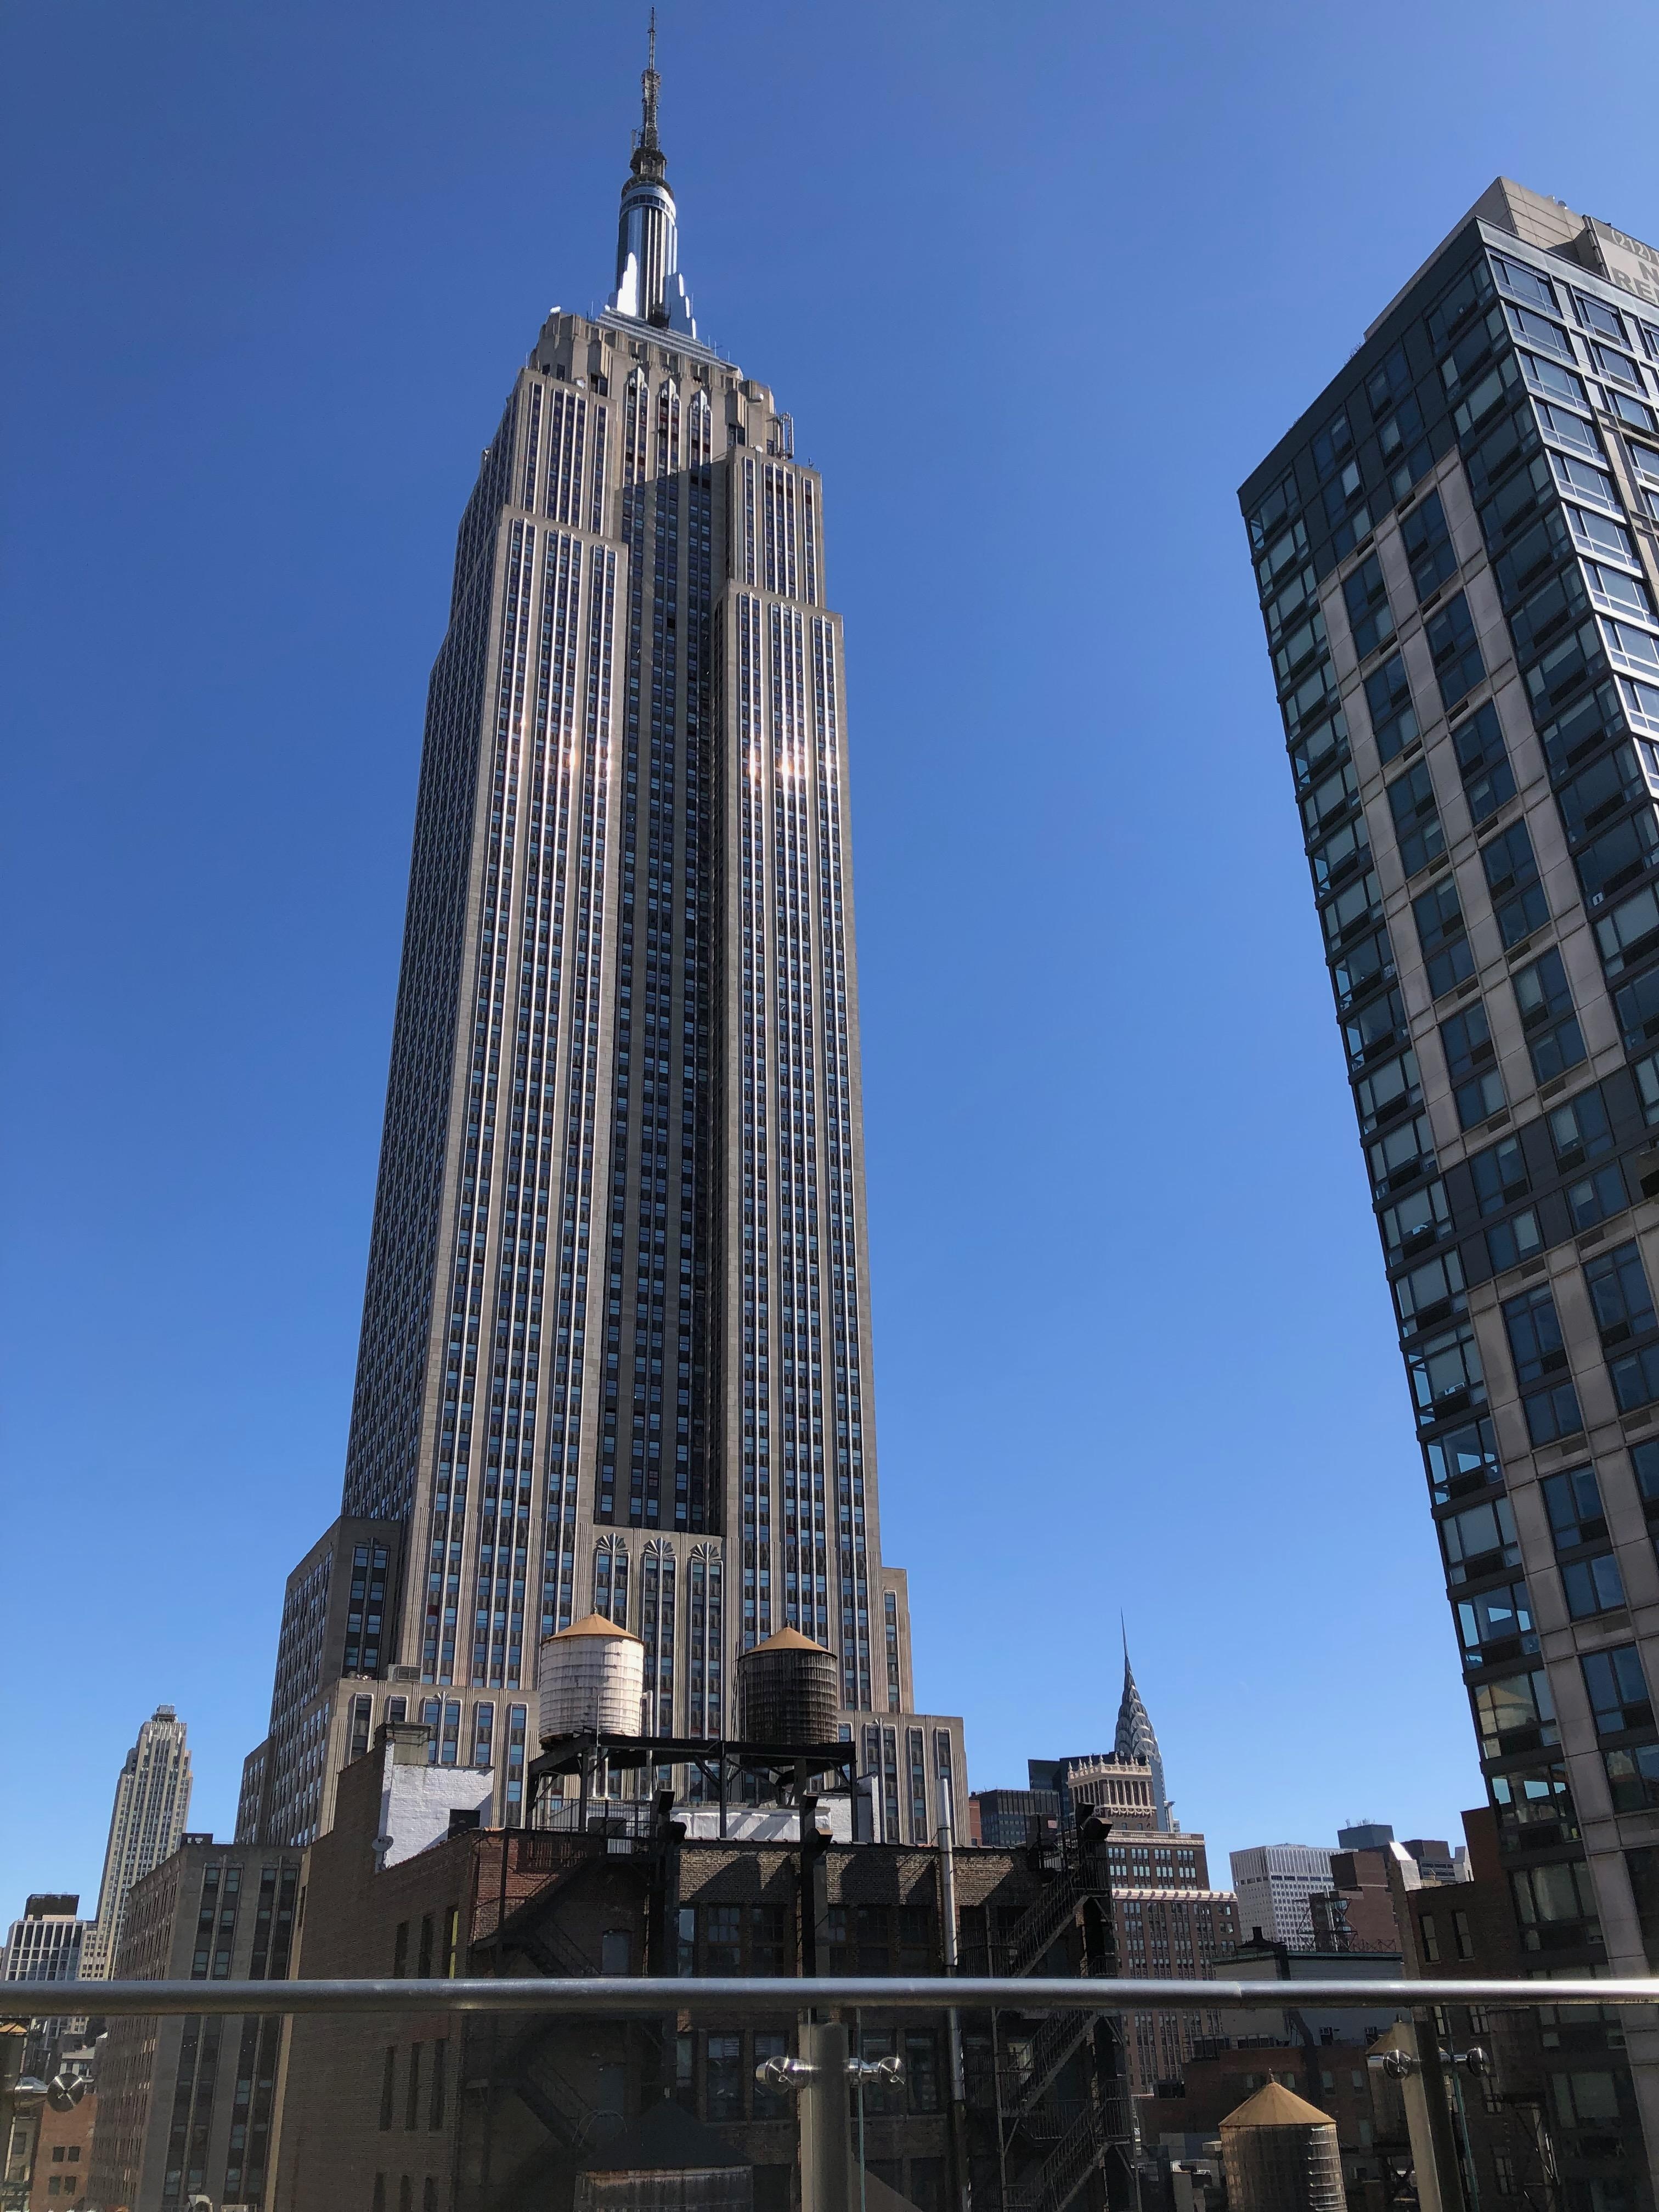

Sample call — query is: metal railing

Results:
[12,1971,1657,2016]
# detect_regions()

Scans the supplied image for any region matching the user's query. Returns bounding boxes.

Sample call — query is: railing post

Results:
[798,2018,853,2212]
[936,1775,971,2212]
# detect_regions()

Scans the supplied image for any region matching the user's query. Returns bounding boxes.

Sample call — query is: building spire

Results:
[639,11,660,156]
[633,11,664,178]
[610,12,696,336]
[1115,1628,1171,1833]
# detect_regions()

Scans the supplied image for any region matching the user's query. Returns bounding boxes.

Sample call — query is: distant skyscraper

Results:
[1228,1844,1336,1950]
[1240,176,1659,2185]
[240,32,963,1847]
[82,1705,191,1980]
[1115,1633,1170,1831]
[2,1895,87,1987]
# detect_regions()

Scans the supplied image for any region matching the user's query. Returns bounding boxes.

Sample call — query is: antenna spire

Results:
[640,10,661,156]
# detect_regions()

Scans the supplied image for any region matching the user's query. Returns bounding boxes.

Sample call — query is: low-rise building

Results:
[87,1836,302,2211]
[25,2086,95,2212]
[274,1723,1135,2212]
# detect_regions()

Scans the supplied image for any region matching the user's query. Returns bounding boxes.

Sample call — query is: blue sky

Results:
[5,0,1658,1917]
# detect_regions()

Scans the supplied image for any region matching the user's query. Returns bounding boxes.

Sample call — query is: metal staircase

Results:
[992,1833,1125,2212]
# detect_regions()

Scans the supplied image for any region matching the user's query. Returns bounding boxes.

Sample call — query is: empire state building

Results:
[239,37,964,1849]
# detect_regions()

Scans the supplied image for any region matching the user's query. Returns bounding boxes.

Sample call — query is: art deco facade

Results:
[1242,177,1659,2199]
[82,1704,192,1981]
[241,46,962,1848]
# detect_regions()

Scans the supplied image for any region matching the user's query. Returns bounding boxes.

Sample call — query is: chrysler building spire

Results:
[1115,1624,1171,1832]
[610,13,696,336]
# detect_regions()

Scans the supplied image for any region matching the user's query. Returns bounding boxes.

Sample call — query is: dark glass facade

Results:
[1243,180,1659,2203]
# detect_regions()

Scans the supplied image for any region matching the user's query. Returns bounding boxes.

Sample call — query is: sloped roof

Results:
[747,1626,830,1654]
[1220,2080,1335,2131]
[551,1611,642,1643]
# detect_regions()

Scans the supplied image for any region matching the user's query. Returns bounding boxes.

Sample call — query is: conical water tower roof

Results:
[1220,2081,1334,2130]
[551,1611,643,1644]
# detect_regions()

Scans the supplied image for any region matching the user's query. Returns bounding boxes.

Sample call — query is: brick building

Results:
[25,2090,95,2212]
[271,1724,1135,2212]
[88,1835,302,2210]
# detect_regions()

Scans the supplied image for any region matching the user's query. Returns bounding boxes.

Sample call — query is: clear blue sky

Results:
[5,0,1658,1918]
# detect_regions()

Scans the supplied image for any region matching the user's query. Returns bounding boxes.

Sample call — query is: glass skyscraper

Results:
[239,38,962,1850]
[1242,178,1659,2200]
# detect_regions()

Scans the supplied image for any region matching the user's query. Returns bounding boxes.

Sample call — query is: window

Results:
[1364,654,1419,763]
[1395,1250,1465,1331]
[600,1929,631,1975]
[1388,761,1444,877]
[1344,986,1407,1070]
[1504,1284,1581,1443]
[1469,1132,1528,1216]
[1584,563,1657,622]
[1506,302,1576,360]
[1343,554,1396,659]
[1542,1466,1609,1550]
[1333,923,1395,1009]
[1368,1109,1435,1195]
[1511,1859,1598,1929]
[1558,741,1653,842]
[1578,803,1659,904]
[1311,409,1353,479]
[1380,1176,1451,1261]
[1322,867,1384,950]
[1567,1158,1629,1233]
[1401,490,1459,602]
[1519,349,1588,411]
[1486,1207,1543,1274]
[1441,1002,1504,1128]
[1367,345,1412,416]
[1597,879,1659,978]
[1452,701,1515,825]
[392,1922,410,1979]
[1504,1282,1570,1380]
[1553,449,1621,510]
[1584,1644,1654,1736]
[1549,1086,1614,1170]
[704,2033,743,2120]
[1480,821,1549,946]
[1406,1323,1484,1421]
[1607,1745,1659,1814]
[1457,1581,1535,1663]
[702,1905,742,1973]
[1309,813,1371,895]
[1355,1047,1421,1135]
[1492,253,1558,314]
[430,2038,447,2131]
[1562,1552,1626,1618]
[1471,1667,1555,1756]
[405,2042,422,2130]
[1587,1237,1658,1339]
[905,2031,941,2114]
[1442,1495,1522,1583]
[1413,876,1473,997]
[379,2047,396,2131]
[1593,343,1643,390]
[1511,947,1585,1082]
[1452,1909,1474,1960]
[1556,2069,1625,2137]
[1534,399,1600,456]
[1427,593,1486,708]
[1491,1763,1574,1841]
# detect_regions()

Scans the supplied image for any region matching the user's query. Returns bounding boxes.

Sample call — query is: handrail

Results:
[19,1973,1659,2018]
